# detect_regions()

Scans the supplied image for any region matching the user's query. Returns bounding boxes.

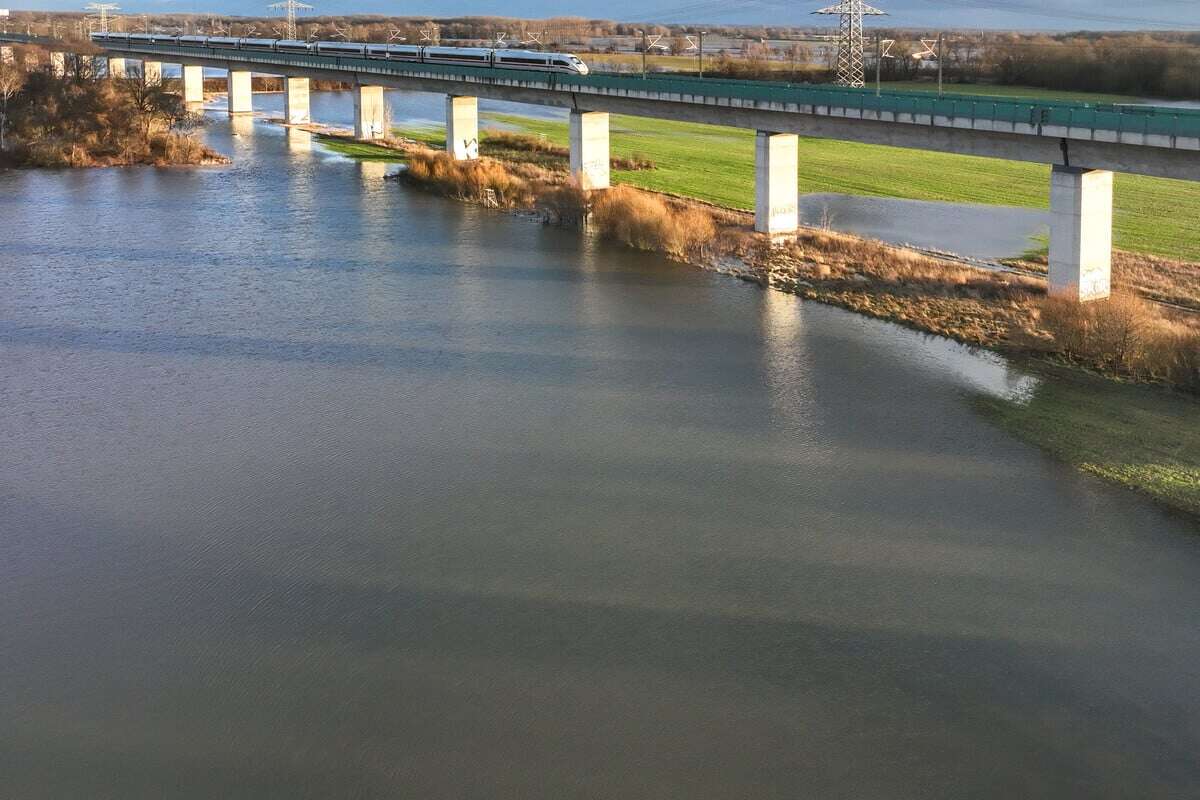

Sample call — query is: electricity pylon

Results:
[85,3,120,34]
[812,0,886,87]
[268,0,313,41]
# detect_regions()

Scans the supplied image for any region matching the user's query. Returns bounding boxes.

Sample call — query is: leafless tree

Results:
[0,64,25,152]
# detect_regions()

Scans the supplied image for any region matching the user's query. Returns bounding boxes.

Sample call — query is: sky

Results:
[9,0,1198,31]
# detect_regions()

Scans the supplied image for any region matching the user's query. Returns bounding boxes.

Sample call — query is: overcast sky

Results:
[11,0,1197,31]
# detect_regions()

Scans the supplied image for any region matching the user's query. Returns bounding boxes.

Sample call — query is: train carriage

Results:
[89,32,589,75]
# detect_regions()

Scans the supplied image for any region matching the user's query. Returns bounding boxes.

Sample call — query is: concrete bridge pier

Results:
[354,85,386,139]
[0,46,13,66]
[49,51,66,77]
[284,77,310,125]
[182,65,204,105]
[446,95,478,160]
[107,57,126,79]
[1048,166,1113,302]
[227,70,252,115]
[754,131,799,235]
[569,110,610,190]
[141,60,162,86]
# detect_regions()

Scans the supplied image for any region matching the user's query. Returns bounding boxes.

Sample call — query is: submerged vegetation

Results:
[0,65,224,168]
[976,364,1200,519]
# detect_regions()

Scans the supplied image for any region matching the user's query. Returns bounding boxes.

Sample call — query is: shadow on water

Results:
[2,109,1199,800]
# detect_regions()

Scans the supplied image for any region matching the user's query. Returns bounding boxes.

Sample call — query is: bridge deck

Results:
[89,39,1200,148]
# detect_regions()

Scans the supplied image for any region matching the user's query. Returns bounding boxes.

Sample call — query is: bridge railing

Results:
[98,40,1200,140]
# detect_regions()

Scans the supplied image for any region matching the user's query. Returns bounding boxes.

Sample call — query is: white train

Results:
[90,32,590,75]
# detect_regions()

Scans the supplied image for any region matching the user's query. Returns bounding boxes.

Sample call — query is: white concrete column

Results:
[284,76,310,125]
[49,51,66,77]
[754,131,799,235]
[182,65,204,105]
[353,84,386,139]
[0,46,13,66]
[141,60,162,86]
[107,57,126,79]
[1049,165,1113,302]
[226,70,252,115]
[445,95,478,160]
[569,110,610,190]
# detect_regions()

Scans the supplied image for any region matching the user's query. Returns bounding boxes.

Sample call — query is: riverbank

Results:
[289,121,1200,520]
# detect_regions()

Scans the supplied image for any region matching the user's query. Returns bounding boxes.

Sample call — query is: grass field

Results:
[466,113,1199,262]
[975,364,1200,519]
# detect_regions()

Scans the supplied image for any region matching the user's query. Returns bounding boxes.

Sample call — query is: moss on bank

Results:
[975,364,1200,518]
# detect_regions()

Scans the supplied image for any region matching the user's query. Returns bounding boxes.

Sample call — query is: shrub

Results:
[590,185,715,259]
[403,150,536,208]
[1040,292,1200,390]
[536,179,590,226]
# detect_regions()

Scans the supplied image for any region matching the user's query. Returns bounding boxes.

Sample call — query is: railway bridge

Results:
[8,32,1200,302]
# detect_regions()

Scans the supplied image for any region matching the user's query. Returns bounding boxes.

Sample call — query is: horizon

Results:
[7,0,1199,33]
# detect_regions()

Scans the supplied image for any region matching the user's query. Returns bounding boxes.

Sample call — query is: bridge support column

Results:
[353,85,386,139]
[1049,165,1112,302]
[107,57,126,79]
[0,47,12,66]
[569,110,610,190]
[227,70,252,115]
[141,60,162,86]
[49,51,66,78]
[284,77,310,125]
[182,65,204,105]
[754,131,799,235]
[445,95,478,160]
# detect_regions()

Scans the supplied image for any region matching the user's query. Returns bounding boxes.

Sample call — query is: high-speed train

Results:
[90,32,590,75]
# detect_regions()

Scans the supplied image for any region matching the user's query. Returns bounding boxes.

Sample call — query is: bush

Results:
[1040,293,1200,390]
[590,185,715,259]
[403,150,536,208]
[536,179,590,225]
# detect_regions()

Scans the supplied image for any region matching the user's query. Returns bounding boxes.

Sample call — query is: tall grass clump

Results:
[1038,293,1200,391]
[403,150,536,208]
[590,185,716,260]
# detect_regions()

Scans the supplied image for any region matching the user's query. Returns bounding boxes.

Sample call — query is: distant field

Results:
[474,113,1199,262]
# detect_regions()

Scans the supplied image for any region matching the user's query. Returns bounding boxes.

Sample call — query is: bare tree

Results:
[0,64,24,152]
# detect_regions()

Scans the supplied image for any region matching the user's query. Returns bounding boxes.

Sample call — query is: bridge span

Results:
[12,32,1200,302]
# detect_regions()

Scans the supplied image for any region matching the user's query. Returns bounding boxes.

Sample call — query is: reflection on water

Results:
[1,112,1199,800]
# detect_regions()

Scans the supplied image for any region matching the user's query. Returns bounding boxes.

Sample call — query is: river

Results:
[2,114,1199,799]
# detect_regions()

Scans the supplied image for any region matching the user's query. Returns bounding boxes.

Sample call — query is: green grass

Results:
[469,113,1200,262]
[975,364,1200,520]
[315,134,407,161]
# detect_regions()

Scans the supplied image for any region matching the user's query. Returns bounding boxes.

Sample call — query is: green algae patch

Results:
[974,364,1200,521]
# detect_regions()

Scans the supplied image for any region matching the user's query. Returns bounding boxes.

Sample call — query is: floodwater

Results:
[2,115,1199,799]
[249,87,1049,259]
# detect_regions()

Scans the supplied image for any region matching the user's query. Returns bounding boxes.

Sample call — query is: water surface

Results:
[2,116,1198,799]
